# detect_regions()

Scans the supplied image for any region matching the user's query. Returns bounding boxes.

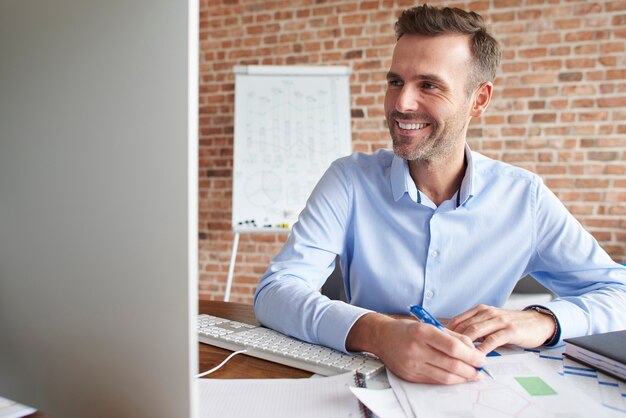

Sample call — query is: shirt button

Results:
[426,290,434,298]
[430,250,438,258]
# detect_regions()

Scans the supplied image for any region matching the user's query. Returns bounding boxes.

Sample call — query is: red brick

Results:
[555,18,581,30]
[549,46,571,56]
[581,111,610,121]
[606,1,626,12]
[566,58,597,69]
[562,85,597,95]
[507,114,529,124]
[544,127,569,136]
[502,62,529,73]
[575,178,611,188]
[575,3,603,15]
[360,1,380,10]
[341,14,367,25]
[502,88,535,98]
[567,30,608,42]
[522,73,556,84]
[606,192,626,202]
[585,71,604,81]
[537,32,562,44]
[539,86,559,97]
[601,42,625,54]
[532,60,562,71]
[571,99,593,109]
[519,48,547,59]
[545,177,574,189]
[494,22,525,33]
[589,151,620,161]
[600,56,618,67]
[597,97,626,107]
[613,14,626,25]
[607,69,626,80]
[574,44,598,55]
[532,113,557,123]
[569,205,595,215]
[502,127,527,136]
[528,100,546,109]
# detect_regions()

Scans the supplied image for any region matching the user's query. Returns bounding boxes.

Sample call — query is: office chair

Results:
[321,256,347,302]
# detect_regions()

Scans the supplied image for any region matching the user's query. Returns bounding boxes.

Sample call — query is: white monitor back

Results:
[0,1,198,417]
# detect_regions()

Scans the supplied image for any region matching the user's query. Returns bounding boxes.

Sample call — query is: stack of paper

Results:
[351,346,626,418]
[0,396,36,418]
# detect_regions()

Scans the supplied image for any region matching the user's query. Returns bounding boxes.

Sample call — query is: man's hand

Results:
[346,313,486,384]
[447,305,556,354]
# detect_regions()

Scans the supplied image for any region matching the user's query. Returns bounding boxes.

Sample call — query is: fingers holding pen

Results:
[429,326,486,367]
[409,323,486,383]
[347,312,487,384]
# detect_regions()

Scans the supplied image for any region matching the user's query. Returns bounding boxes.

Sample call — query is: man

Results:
[253,4,626,384]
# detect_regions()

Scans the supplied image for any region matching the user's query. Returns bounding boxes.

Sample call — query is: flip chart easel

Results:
[224,65,352,301]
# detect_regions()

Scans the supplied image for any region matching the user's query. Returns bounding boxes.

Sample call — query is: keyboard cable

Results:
[197,349,248,378]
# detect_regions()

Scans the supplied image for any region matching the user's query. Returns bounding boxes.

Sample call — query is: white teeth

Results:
[398,122,428,130]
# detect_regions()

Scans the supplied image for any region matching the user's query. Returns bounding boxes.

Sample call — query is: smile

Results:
[398,122,429,130]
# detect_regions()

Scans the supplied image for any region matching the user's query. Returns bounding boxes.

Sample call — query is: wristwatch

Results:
[524,305,561,346]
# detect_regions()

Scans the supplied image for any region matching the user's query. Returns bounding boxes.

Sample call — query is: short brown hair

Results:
[395,4,501,91]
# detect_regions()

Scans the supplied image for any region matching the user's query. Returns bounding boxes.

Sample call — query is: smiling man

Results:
[253,4,626,384]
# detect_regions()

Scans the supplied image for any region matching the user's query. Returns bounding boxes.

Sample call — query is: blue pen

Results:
[409,305,495,380]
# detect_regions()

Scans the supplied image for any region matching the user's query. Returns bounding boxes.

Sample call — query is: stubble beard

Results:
[388,108,470,162]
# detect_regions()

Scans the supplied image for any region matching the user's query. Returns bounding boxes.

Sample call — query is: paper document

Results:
[198,371,368,418]
[389,353,608,418]
[597,371,626,415]
[0,396,36,418]
[350,387,405,418]
[387,372,416,418]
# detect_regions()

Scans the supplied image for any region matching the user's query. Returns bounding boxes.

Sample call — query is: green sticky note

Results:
[514,376,557,396]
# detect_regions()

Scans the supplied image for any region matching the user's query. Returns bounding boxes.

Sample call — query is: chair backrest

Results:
[321,256,347,301]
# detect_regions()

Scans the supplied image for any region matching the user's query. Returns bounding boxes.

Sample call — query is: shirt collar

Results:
[390,144,476,206]
[459,144,475,207]
[390,154,416,202]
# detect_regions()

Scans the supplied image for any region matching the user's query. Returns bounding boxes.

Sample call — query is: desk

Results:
[198,300,313,379]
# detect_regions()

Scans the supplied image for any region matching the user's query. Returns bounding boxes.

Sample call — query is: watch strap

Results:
[524,305,561,346]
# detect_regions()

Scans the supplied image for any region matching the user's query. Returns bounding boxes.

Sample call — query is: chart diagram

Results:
[232,66,352,231]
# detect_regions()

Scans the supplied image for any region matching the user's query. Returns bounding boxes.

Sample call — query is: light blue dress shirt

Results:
[254,147,626,353]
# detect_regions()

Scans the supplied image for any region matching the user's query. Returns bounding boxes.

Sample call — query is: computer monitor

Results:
[0,2,198,417]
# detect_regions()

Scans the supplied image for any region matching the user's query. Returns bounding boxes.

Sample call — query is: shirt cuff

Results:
[317,302,373,353]
[533,299,590,345]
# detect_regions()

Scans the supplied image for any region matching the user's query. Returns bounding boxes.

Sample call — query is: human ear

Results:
[470,82,493,118]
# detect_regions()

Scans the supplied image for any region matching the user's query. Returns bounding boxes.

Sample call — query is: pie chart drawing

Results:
[245,171,282,208]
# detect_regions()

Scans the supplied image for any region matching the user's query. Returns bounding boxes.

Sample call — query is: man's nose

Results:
[395,86,419,113]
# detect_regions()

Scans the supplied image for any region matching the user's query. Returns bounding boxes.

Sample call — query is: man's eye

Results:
[388,79,403,87]
[422,82,437,90]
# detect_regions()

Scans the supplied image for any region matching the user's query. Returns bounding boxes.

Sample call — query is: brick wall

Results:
[199,0,626,303]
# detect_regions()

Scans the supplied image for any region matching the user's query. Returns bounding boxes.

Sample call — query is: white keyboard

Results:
[197,314,384,378]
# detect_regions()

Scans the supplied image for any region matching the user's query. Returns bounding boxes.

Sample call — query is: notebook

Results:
[198,372,370,417]
[564,330,626,382]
